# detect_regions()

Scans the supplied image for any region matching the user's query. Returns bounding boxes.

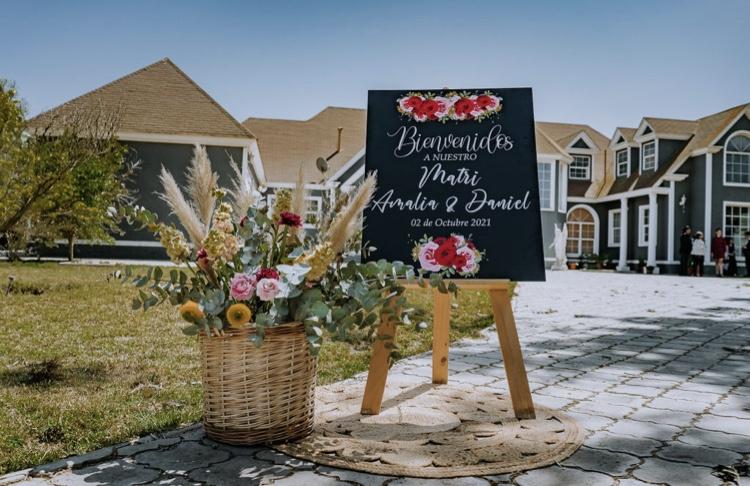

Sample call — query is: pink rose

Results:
[434,96,451,118]
[418,241,443,272]
[455,246,477,274]
[230,273,257,301]
[256,278,282,302]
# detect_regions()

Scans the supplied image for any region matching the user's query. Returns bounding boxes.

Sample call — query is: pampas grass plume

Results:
[326,173,377,254]
[158,166,205,246]
[187,145,218,227]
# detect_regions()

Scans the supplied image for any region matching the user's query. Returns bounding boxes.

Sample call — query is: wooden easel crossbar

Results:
[360,279,536,420]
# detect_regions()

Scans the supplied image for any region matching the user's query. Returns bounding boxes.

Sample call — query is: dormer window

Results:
[616,149,629,177]
[641,141,656,171]
[725,132,750,186]
[569,155,591,180]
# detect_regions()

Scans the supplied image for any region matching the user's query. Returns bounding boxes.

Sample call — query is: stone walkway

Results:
[3,271,749,486]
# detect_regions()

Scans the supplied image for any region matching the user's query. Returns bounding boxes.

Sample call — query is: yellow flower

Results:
[179,300,204,322]
[226,303,252,329]
[158,225,191,263]
[203,228,240,262]
[296,242,335,281]
[272,189,292,220]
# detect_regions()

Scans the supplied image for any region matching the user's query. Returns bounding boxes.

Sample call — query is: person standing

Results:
[744,231,750,277]
[679,226,693,276]
[691,231,706,277]
[726,238,737,277]
[711,228,727,277]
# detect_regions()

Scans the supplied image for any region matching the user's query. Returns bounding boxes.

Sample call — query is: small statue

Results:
[549,223,568,270]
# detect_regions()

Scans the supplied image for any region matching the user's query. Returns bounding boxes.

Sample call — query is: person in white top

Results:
[691,231,706,277]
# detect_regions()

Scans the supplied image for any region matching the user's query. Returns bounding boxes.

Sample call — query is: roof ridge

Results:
[319,105,366,112]
[163,59,255,139]
[536,120,590,127]
[244,116,308,123]
[697,102,750,121]
[536,127,570,158]
[644,116,697,123]
[536,121,609,141]
[244,106,365,125]
[28,58,171,123]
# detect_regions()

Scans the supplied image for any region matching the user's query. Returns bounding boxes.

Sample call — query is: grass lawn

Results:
[0,262,507,474]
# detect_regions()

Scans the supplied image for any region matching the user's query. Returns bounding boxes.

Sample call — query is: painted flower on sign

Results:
[412,234,483,277]
[396,90,502,123]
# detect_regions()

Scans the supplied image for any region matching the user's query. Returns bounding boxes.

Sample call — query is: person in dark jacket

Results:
[744,231,750,277]
[679,226,692,276]
[726,238,737,277]
[711,228,726,277]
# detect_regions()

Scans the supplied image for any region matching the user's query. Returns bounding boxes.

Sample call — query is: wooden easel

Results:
[360,279,536,420]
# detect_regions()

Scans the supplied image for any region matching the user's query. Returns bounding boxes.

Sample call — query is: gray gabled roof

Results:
[27,58,254,140]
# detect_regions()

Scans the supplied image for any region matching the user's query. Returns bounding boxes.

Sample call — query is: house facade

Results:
[566,104,750,274]
[26,59,265,260]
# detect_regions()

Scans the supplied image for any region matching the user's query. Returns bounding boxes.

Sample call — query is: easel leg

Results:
[432,289,451,384]
[489,288,535,420]
[361,296,399,415]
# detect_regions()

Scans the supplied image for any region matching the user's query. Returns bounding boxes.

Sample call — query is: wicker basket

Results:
[199,321,316,445]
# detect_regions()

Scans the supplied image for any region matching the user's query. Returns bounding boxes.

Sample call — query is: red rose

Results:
[475,95,497,110]
[278,211,303,228]
[418,99,440,120]
[433,236,447,245]
[434,240,458,266]
[403,96,423,110]
[256,267,280,280]
[452,253,468,271]
[196,247,211,272]
[454,98,476,118]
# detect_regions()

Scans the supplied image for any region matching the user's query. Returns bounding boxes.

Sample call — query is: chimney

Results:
[336,127,343,152]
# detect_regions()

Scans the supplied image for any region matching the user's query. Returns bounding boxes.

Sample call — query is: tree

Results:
[0,80,135,258]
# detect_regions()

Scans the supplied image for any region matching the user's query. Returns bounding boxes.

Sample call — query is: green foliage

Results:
[0,80,134,256]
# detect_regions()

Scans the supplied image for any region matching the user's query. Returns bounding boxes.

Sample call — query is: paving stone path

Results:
[3,272,749,486]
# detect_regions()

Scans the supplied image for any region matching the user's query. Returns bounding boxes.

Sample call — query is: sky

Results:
[1,0,747,136]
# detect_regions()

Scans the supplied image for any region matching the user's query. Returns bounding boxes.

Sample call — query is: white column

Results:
[667,180,675,262]
[617,197,629,271]
[704,152,713,264]
[241,147,250,184]
[647,192,658,267]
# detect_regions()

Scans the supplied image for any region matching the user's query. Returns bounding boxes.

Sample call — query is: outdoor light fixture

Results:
[679,194,687,213]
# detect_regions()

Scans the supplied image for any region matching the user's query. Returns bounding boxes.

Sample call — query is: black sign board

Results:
[363,88,545,281]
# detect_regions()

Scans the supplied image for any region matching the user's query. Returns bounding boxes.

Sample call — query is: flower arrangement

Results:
[397,91,502,123]
[120,146,437,353]
[413,234,483,277]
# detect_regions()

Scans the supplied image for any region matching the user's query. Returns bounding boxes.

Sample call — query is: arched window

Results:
[566,206,599,256]
[725,132,750,185]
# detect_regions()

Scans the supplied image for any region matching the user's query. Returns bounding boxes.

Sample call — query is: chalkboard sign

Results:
[363,88,545,281]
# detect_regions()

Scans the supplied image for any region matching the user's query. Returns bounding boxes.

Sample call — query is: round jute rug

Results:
[273,376,584,478]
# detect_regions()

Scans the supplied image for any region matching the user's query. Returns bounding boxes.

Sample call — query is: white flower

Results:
[256,278,282,301]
